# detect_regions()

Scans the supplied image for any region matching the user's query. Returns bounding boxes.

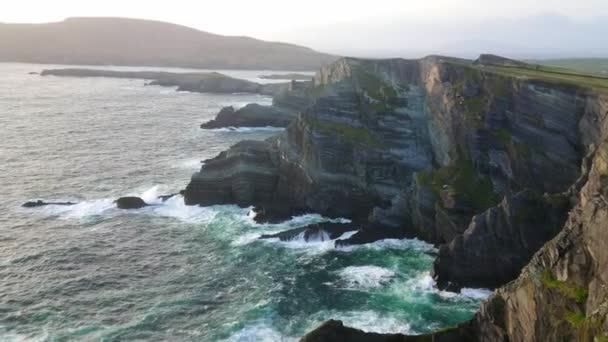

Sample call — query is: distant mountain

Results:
[0,17,337,71]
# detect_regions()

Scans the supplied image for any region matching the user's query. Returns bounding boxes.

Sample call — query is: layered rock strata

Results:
[185,55,608,322]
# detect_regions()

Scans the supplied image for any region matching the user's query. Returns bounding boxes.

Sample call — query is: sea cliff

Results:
[182,54,608,340]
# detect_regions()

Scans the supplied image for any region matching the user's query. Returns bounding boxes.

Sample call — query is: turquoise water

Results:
[0,63,489,341]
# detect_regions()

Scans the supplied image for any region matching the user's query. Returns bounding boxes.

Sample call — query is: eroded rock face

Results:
[184,140,281,208]
[433,190,570,290]
[465,139,608,341]
[200,104,297,129]
[186,57,434,223]
[185,56,608,310]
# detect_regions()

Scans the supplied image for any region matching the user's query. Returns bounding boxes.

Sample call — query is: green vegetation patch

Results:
[313,120,384,149]
[351,66,399,107]
[415,159,500,212]
[492,129,512,146]
[541,269,589,303]
[532,58,608,76]
[565,311,586,327]
[482,65,608,90]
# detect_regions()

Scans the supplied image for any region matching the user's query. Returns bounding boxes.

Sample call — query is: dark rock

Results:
[184,140,281,207]
[259,222,357,241]
[40,69,291,96]
[201,104,297,129]
[22,200,76,207]
[295,55,608,341]
[115,196,148,209]
[335,225,407,247]
[300,319,475,342]
[157,193,179,202]
[28,72,39,75]
[251,204,308,224]
[433,190,570,290]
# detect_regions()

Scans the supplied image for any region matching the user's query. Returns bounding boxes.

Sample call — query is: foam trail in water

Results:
[38,199,115,219]
[150,195,243,225]
[338,266,396,289]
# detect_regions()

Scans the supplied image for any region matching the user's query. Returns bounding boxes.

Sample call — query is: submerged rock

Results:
[259,222,357,242]
[157,193,180,202]
[115,196,148,209]
[335,225,407,247]
[22,200,76,207]
[300,319,474,342]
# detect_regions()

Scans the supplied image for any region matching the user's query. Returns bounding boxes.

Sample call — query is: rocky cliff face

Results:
[299,58,608,341]
[185,55,608,310]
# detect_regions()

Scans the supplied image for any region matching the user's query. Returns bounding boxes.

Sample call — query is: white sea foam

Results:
[140,185,163,205]
[174,158,203,170]
[306,310,412,335]
[222,322,295,342]
[262,231,358,255]
[149,195,223,224]
[338,266,396,289]
[460,287,494,299]
[338,237,436,253]
[231,213,352,247]
[37,199,116,219]
[400,272,493,300]
[203,126,285,133]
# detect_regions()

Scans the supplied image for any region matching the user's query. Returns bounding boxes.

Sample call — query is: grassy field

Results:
[479,63,608,90]
[531,58,608,76]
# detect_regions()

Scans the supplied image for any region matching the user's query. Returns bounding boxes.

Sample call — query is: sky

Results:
[2,0,608,58]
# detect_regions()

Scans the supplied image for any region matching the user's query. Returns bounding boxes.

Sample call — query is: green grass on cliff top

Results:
[531,58,608,76]
[477,64,608,90]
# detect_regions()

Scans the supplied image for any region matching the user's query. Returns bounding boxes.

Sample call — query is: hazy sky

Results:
[3,0,608,58]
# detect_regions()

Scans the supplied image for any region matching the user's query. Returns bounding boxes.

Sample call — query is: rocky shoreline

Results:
[40,68,290,96]
[179,54,608,340]
[31,53,608,340]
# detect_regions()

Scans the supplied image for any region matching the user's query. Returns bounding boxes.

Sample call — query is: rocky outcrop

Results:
[40,69,289,96]
[185,55,608,305]
[115,196,148,209]
[22,200,76,207]
[300,59,608,340]
[433,190,570,290]
[259,222,357,241]
[200,104,297,129]
[186,58,434,223]
[184,139,282,206]
[300,319,474,342]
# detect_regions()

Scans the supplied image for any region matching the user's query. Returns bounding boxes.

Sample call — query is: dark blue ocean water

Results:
[0,63,490,341]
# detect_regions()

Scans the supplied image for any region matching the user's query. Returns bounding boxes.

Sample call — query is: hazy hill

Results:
[0,17,337,71]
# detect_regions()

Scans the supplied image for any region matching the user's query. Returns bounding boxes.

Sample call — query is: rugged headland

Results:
[0,17,336,70]
[181,54,608,340]
[40,68,289,96]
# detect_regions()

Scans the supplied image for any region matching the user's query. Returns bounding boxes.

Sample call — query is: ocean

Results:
[0,63,490,341]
